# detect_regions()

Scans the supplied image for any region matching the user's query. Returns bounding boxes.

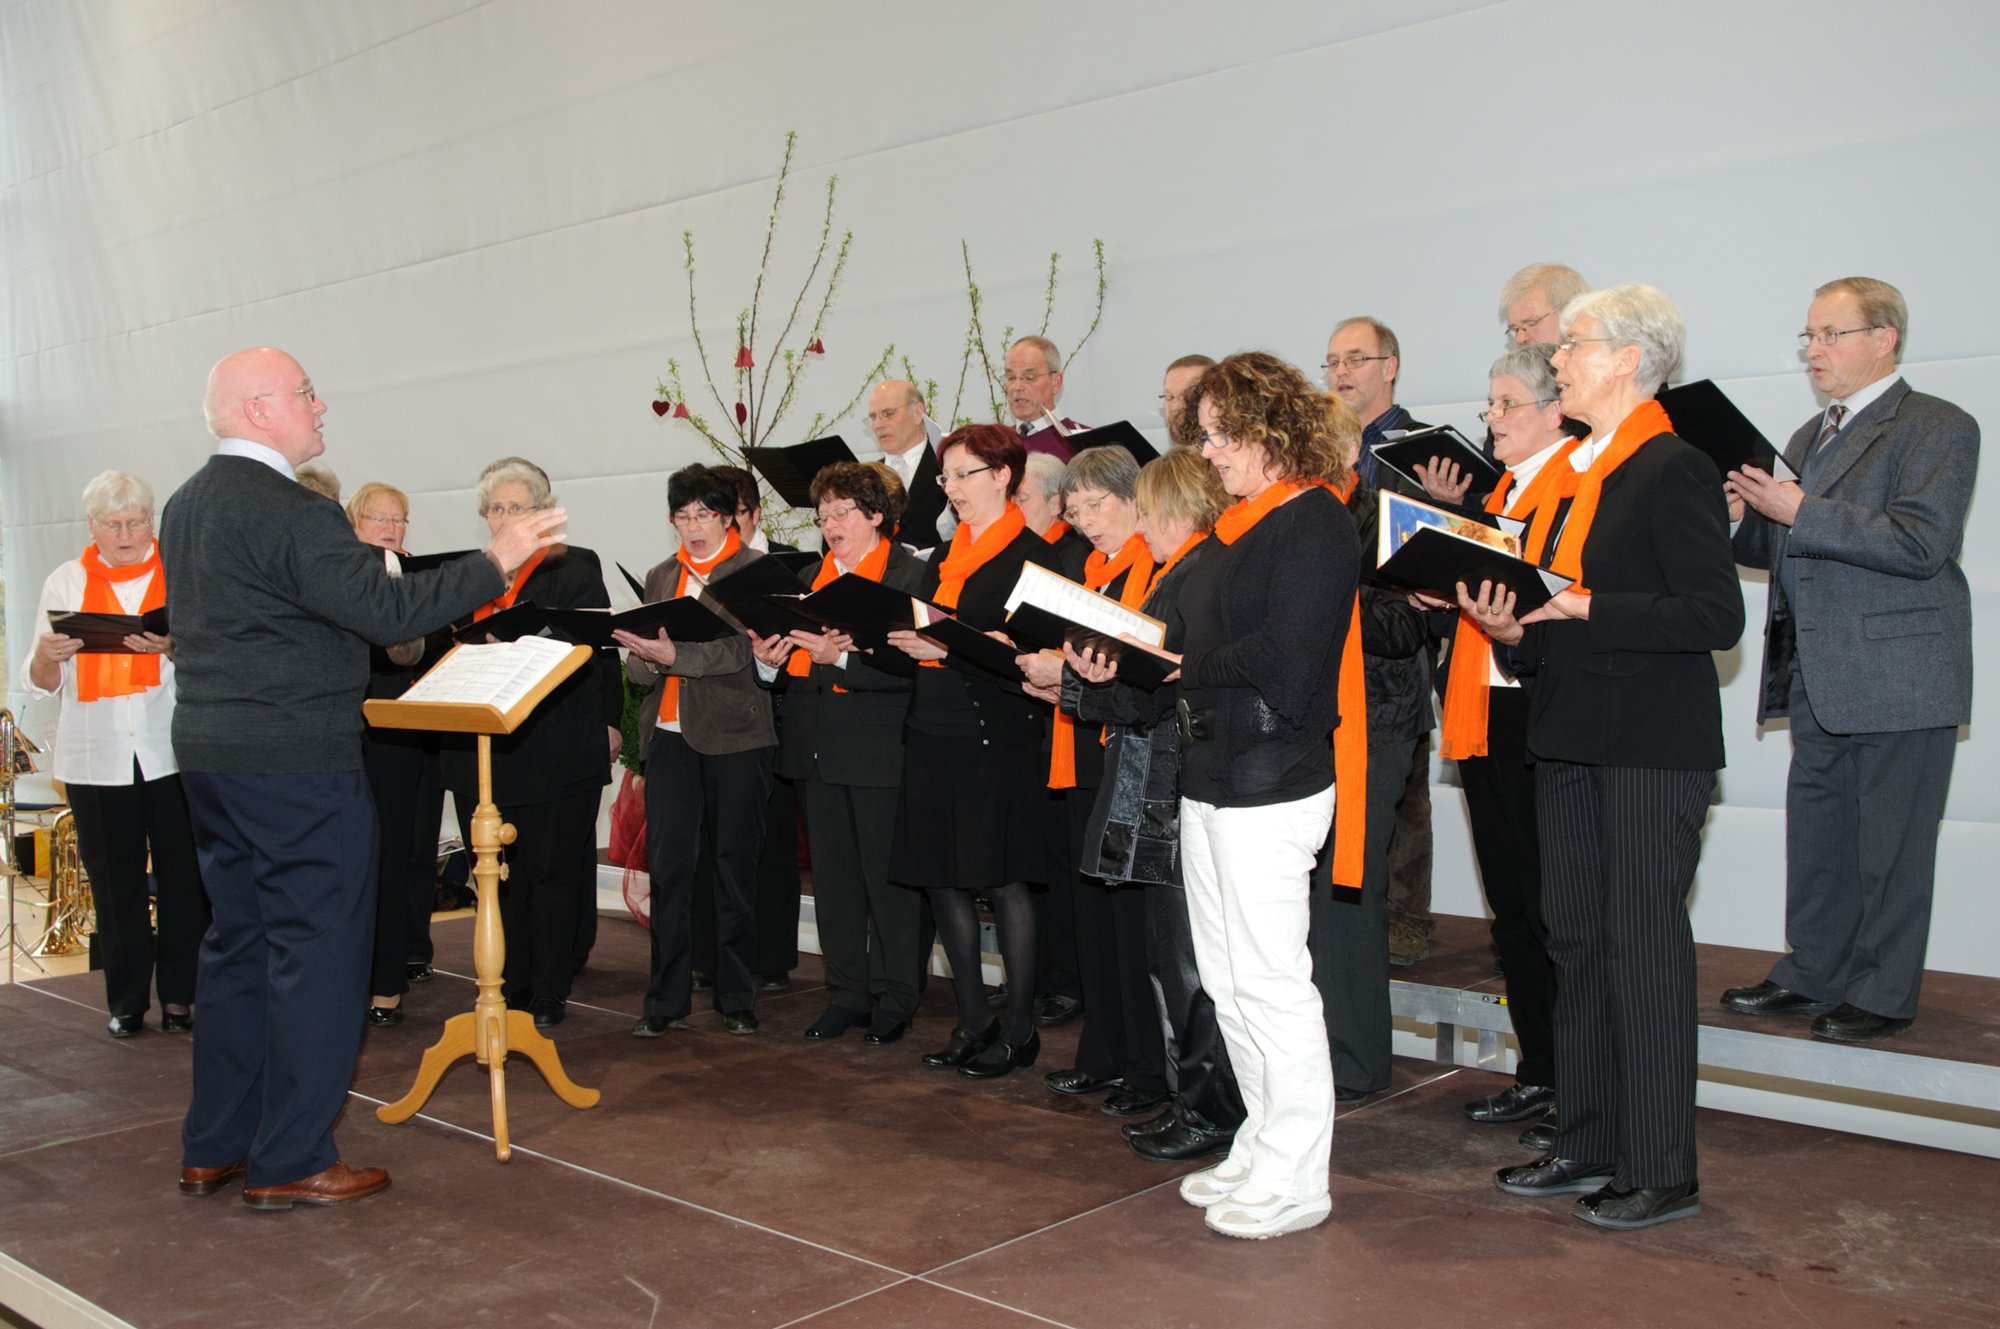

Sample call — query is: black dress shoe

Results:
[758,974,792,992]
[1334,1084,1377,1106]
[723,1009,760,1035]
[1518,1119,1556,1153]
[161,1010,194,1034]
[1495,1156,1616,1197]
[631,1013,687,1038]
[862,1017,910,1046]
[1573,1179,1700,1230]
[1121,1105,1181,1141]
[1811,1003,1914,1043]
[1721,979,1835,1016]
[803,1006,870,1040]
[1102,1086,1168,1117]
[1464,1081,1556,1124]
[1130,1118,1236,1163]
[107,1014,142,1039]
[1044,1067,1122,1097]
[691,970,715,992]
[1034,994,1083,1028]
[366,1006,404,1028]
[961,1030,1039,1079]
[922,1020,1000,1069]
[531,999,566,1028]
[405,963,433,984]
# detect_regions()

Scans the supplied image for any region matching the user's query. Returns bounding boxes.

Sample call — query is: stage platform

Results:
[4,913,1998,1329]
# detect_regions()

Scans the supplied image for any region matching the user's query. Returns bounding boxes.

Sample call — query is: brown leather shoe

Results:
[242,1161,391,1210]
[179,1159,247,1196]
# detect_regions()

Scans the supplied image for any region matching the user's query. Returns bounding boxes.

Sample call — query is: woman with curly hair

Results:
[1170,351,1360,1239]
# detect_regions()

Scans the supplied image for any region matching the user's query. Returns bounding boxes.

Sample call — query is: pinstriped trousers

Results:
[1537,761,1713,1191]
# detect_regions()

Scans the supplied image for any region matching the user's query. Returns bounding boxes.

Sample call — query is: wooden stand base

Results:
[375,738,599,1160]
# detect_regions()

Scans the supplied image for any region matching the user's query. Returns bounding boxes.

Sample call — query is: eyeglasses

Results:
[1504,309,1556,340]
[1061,494,1112,524]
[1477,397,1558,423]
[670,508,725,528]
[936,465,993,489]
[358,511,409,528]
[487,503,540,518]
[1001,370,1052,386]
[1322,354,1389,373]
[812,504,862,529]
[865,405,904,424]
[250,383,319,404]
[1555,337,1617,353]
[90,516,152,536]
[1797,325,1884,348]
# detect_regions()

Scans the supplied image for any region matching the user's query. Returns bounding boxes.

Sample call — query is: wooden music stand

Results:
[363,639,601,1161]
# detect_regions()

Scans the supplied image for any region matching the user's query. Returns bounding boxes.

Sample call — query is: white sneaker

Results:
[1204,1185,1332,1239]
[1178,1160,1252,1208]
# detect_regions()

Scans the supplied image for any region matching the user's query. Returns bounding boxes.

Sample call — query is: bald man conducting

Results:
[165,347,563,1209]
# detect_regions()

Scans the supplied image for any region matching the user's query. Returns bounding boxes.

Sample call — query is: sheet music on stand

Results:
[400,636,575,714]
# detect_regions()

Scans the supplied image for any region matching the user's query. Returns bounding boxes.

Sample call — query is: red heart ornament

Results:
[735,402,748,425]
[652,400,671,417]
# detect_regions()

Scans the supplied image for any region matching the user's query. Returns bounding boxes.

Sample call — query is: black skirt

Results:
[890,730,1047,891]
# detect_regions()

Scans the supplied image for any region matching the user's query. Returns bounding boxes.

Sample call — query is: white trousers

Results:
[1180,786,1336,1202]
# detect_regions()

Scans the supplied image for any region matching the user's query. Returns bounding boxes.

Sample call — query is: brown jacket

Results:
[628,547,775,755]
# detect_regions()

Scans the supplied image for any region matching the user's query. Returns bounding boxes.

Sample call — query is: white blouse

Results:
[18,552,180,786]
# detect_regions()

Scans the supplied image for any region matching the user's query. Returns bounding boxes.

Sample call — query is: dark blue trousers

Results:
[180,770,377,1187]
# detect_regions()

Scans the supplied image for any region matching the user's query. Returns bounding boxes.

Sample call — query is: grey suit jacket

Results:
[1734,377,1978,732]
[629,547,776,755]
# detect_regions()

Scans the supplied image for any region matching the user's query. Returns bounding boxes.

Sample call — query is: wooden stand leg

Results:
[376,734,600,1160]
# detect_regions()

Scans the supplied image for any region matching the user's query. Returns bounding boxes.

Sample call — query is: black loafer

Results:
[531,1000,566,1028]
[631,1013,687,1038]
[107,1014,142,1039]
[405,963,433,984]
[1043,1067,1122,1097]
[1121,1105,1181,1141]
[366,1006,404,1028]
[1574,1179,1699,1230]
[1721,980,1834,1016]
[1034,995,1083,1028]
[1464,1081,1556,1124]
[862,1017,910,1046]
[960,1030,1039,1079]
[803,1007,870,1040]
[1518,1119,1557,1153]
[160,1010,195,1034]
[1495,1156,1616,1197]
[723,1009,760,1035]
[1811,1003,1914,1043]
[921,1020,1000,1069]
[1130,1119,1236,1163]
[1102,1086,1168,1117]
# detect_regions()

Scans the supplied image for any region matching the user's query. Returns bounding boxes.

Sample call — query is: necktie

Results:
[1812,404,1846,456]
[1018,423,1032,437]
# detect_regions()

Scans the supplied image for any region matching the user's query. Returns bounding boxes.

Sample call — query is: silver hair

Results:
[81,470,155,522]
[1058,446,1140,503]
[475,456,555,514]
[1561,283,1684,396]
[1022,450,1067,498]
[1487,343,1561,402]
[1012,335,1063,375]
[294,462,341,501]
[1815,276,1908,362]
[1497,263,1588,324]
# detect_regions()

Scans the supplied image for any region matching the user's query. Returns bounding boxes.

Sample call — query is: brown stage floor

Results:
[2,913,1996,1328]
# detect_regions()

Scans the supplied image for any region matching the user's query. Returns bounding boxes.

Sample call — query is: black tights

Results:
[928,882,1038,1043]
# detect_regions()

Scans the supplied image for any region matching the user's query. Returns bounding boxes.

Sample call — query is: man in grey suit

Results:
[1721,277,1979,1043]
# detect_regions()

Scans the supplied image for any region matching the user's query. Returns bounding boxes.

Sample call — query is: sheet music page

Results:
[400,636,573,712]
[1005,562,1165,647]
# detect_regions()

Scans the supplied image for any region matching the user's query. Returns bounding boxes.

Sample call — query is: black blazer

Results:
[443,546,624,805]
[1512,435,1743,770]
[893,446,953,552]
[905,525,1064,743]
[772,543,926,787]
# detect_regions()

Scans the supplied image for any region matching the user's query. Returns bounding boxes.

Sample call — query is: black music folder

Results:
[48,608,170,651]
[1064,420,1159,467]
[1003,604,1178,690]
[1656,379,1798,482]
[394,548,480,575]
[913,609,1026,682]
[616,562,649,600]
[744,435,859,509]
[1373,492,1570,612]
[1369,425,1506,496]
[455,597,733,647]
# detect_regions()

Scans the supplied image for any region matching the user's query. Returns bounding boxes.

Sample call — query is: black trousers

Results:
[691,773,801,982]
[67,767,208,1019]
[404,748,447,966]
[798,774,921,1021]
[1384,732,1434,938]
[1033,789,1081,1000]
[1538,760,1712,1191]
[1070,790,1166,1091]
[1145,881,1243,1131]
[643,729,775,1019]
[1308,735,1412,1094]
[362,728,436,999]
[1456,688,1556,1088]
[496,785,601,1008]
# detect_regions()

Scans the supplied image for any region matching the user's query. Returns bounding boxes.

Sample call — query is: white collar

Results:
[1833,372,1902,419]
[216,437,296,479]
[1505,435,1569,495]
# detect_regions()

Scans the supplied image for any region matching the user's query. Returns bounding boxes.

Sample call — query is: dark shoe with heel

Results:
[1495,1156,1616,1197]
[1811,1003,1913,1043]
[161,1010,194,1034]
[1463,1081,1556,1124]
[960,1030,1040,1079]
[804,1007,870,1040]
[922,1020,999,1069]
[1101,1086,1168,1117]
[1721,980,1834,1016]
[862,1015,910,1046]
[1573,1179,1700,1229]
[1044,1067,1122,1097]
[178,1160,246,1196]
[1131,1118,1236,1163]
[107,1015,142,1039]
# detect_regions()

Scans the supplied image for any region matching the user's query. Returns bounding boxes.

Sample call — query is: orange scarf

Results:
[660,527,742,724]
[474,546,549,621]
[1437,439,1583,760]
[76,543,165,702]
[787,536,890,679]
[1547,398,1673,585]
[1042,518,1071,543]
[1049,532,1156,789]
[934,502,1025,611]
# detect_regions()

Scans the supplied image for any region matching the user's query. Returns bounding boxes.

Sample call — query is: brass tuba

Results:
[35,809,93,957]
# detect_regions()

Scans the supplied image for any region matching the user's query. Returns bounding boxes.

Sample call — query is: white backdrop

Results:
[5,0,1996,974]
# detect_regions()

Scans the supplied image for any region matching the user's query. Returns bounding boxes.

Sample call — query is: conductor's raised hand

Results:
[485,507,569,576]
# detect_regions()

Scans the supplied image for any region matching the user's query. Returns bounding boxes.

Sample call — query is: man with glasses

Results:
[868,379,954,553]
[1005,336,1084,461]
[1497,263,1588,347]
[1721,277,1979,1044]
[1161,354,1214,443]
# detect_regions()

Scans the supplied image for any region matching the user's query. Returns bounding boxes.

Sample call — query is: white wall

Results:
[5,1,1995,972]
